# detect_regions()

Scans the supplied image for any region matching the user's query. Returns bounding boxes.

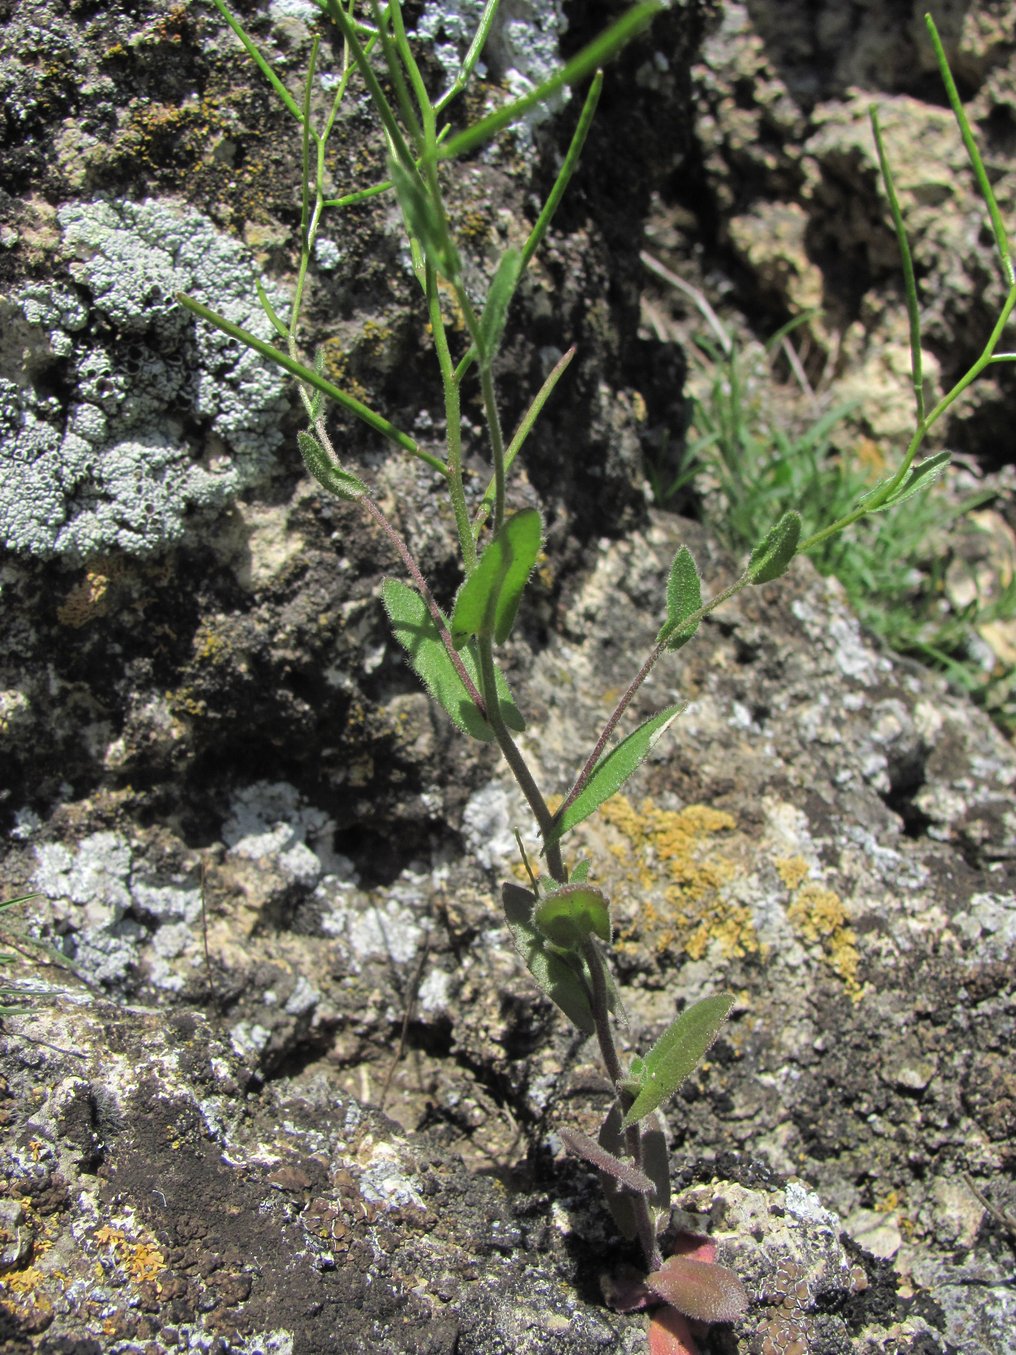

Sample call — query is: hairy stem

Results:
[556,572,749,823]
[581,937,661,1271]
[477,638,565,882]
[361,495,488,719]
[426,263,476,568]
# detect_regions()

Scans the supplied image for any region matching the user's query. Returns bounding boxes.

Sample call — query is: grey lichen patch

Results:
[223,780,355,888]
[0,198,288,559]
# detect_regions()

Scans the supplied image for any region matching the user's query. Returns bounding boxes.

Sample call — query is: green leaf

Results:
[925,13,1012,286]
[255,277,290,340]
[382,579,524,742]
[545,704,685,847]
[857,451,952,514]
[521,72,602,274]
[870,107,924,422]
[451,508,542,648]
[297,431,368,501]
[620,993,734,1129]
[389,157,461,281]
[639,1109,671,1215]
[307,349,327,423]
[473,347,575,538]
[210,0,305,125]
[747,510,801,584]
[534,884,611,950]
[657,545,702,650]
[176,292,440,468]
[568,858,591,883]
[502,883,595,1035]
[324,0,416,174]
[434,0,501,113]
[617,1051,645,1099]
[479,248,522,363]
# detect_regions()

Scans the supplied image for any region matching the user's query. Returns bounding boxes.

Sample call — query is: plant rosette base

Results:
[601,1234,748,1355]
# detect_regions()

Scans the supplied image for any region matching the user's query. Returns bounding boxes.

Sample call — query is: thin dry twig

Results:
[378,929,431,1113]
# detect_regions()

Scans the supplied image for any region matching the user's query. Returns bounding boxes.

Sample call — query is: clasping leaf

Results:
[657,544,702,650]
[382,578,524,742]
[502,882,595,1034]
[451,508,542,648]
[534,883,611,950]
[597,1103,670,1241]
[479,247,522,364]
[620,992,734,1129]
[747,510,801,584]
[389,157,461,281]
[298,431,368,501]
[854,450,951,514]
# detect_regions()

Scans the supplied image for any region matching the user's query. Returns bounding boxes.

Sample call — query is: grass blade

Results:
[177,292,442,468]
[925,13,1013,286]
[870,106,925,422]
[436,2,663,162]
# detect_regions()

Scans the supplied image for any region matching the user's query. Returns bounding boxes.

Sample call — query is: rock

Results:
[1,2,1014,1352]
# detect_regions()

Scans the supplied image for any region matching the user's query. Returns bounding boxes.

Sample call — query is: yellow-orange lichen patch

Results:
[786,878,862,1001]
[0,1263,55,1331]
[56,555,130,628]
[94,1226,166,1287]
[775,855,811,892]
[585,796,758,964]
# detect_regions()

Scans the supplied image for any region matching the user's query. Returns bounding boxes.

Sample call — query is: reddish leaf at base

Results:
[648,1305,700,1355]
[645,1255,749,1324]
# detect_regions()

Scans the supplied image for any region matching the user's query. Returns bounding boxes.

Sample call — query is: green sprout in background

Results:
[179,0,1013,1336]
[644,25,1016,733]
[648,310,1016,733]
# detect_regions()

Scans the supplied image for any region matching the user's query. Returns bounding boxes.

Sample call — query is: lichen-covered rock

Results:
[0,999,657,1353]
[0,199,288,558]
[2,2,1014,1353]
[4,511,1014,1353]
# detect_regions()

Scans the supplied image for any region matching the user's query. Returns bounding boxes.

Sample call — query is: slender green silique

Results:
[180,1,1012,1331]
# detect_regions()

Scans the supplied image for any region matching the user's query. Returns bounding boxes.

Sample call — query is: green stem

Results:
[477,638,564,882]
[557,572,750,823]
[799,283,1016,555]
[479,361,507,533]
[426,264,476,569]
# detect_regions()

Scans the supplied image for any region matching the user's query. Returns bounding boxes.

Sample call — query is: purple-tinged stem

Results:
[362,495,488,721]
